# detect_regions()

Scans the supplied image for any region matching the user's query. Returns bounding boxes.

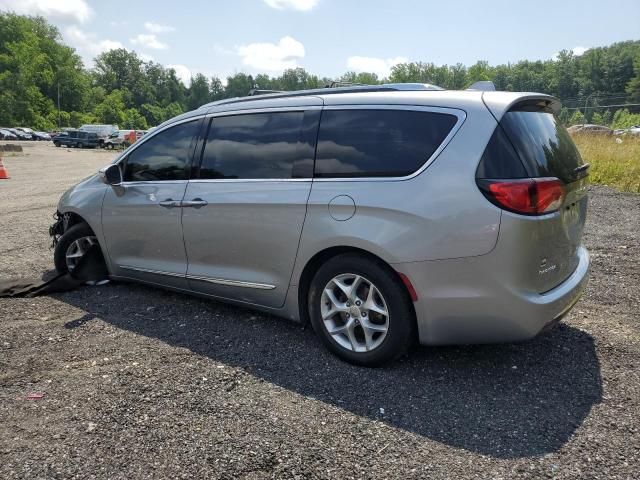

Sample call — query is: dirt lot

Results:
[1,142,639,479]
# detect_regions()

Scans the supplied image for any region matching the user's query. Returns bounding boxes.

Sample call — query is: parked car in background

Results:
[0,128,18,140]
[53,130,100,148]
[15,127,38,139]
[567,124,613,135]
[7,128,33,140]
[613,125,640,136]
[79,124,119,147]
[103,130,134,149]
[51,84,591,366]
[32,131,51,141]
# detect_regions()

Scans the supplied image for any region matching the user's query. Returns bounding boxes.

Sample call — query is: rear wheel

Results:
[54,141,60,147]
[309,253,415,367]
[54,223,98,274]
[76,142,83,148]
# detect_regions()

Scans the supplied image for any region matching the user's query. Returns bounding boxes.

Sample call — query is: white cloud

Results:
[0,0,92,23]
[168,64,191,85]
[139,53,155,62]
[263,0,319,10]
[571,46,589,56]
[346,56,409,78]
[131,33,168,50]
[64,26,124,64]
[553,46,589,60]
[237,36,305,72]
[144,21,175,33]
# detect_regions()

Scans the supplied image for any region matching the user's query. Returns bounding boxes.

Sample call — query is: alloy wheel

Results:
[320,273,389,352]
[65,235,98,272]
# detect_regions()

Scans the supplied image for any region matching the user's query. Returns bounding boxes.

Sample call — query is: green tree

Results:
[186,73,211,110]
[94,89,126,125]
[225,73,254,98]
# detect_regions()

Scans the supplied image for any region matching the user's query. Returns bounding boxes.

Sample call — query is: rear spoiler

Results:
[481,92,561,121]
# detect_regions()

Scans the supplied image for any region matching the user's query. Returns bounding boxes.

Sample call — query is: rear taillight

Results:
[477,177,565,215]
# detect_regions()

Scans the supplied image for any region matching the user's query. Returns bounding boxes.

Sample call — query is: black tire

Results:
[54,142,60,147]
[76,142,83,149]
[54,223,95,273]
[308,253,415,367]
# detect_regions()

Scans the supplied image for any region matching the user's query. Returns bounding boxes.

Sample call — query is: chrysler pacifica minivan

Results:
[51,84,590,366]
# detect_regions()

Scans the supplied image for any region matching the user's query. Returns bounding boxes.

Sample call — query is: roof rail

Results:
[326,81,366,88]
[248,88,284,96]
[198,82,446,110]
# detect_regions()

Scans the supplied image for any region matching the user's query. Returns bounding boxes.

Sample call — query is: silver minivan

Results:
[51,84,590,366]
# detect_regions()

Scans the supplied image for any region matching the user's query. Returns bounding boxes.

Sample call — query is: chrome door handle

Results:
[181,199,208,209]
[159,199,181,208]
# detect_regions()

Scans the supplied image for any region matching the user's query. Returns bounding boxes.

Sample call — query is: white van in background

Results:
[79,124,119,147]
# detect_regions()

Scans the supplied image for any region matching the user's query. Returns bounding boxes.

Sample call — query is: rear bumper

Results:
[394,246,590,346]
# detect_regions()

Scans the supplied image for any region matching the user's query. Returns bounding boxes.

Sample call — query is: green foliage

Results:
[569,111,586,125]
[612,109,640,129]
[1,13,639,132]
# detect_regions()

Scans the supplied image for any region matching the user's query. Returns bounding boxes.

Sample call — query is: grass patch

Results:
[573,135,640,193]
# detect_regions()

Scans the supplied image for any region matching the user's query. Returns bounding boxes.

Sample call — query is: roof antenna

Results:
[466,81,496,91]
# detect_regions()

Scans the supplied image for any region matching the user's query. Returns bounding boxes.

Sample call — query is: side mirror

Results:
[99,164,123,186]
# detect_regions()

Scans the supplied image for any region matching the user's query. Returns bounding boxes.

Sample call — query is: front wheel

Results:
[76,142,83,149]
[54,223,98,274]
[308,253,415,367]
[54,142,60,147]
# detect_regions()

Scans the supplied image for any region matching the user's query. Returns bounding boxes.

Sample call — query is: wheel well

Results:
[61,212,95,235]
[297,246,417,327]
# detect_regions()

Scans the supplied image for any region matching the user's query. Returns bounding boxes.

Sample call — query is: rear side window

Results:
[123,120,199,182]
[498,105,585,184]
[475,126,528,179]
[199,111,317,179]
[314,109,458,178]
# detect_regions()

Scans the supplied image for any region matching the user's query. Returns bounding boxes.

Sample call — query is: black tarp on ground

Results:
[0,245,108,298]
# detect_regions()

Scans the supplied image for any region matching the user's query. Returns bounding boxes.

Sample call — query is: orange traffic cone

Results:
[0,157,9,179]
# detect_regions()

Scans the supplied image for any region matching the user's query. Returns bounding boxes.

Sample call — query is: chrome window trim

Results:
[114,104,465,184]
[188,178,311,184]
[118,180,189,186]
[204,105,322,119]
[314,104,466,182]
[118,265,276,290]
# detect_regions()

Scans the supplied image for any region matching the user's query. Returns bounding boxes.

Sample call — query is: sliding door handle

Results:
[181,198,208,209]
[159,199,181,208]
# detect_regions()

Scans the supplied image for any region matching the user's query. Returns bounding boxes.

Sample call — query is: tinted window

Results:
[499,106,585,184]
[314,109,458,178]
[199,111,313,179]
[123,120,199,182]
[476,126,528,179]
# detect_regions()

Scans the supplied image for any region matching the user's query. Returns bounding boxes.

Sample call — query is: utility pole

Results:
[583,92,597,127]
[57,81,61,130]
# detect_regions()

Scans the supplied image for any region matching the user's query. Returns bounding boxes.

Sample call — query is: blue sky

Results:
[1,0,639,84]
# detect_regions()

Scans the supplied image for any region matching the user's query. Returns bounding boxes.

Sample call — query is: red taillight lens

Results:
[478,178,565,215]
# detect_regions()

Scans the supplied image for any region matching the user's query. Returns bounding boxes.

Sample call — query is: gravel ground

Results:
[0,142,639,479]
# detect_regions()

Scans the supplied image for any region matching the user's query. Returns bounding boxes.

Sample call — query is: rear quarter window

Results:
[314,109,458,178]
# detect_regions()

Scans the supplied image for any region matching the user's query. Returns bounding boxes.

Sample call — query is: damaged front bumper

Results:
[49,211,68,247]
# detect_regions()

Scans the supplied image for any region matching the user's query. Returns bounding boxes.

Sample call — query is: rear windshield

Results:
[499,105,585,184]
